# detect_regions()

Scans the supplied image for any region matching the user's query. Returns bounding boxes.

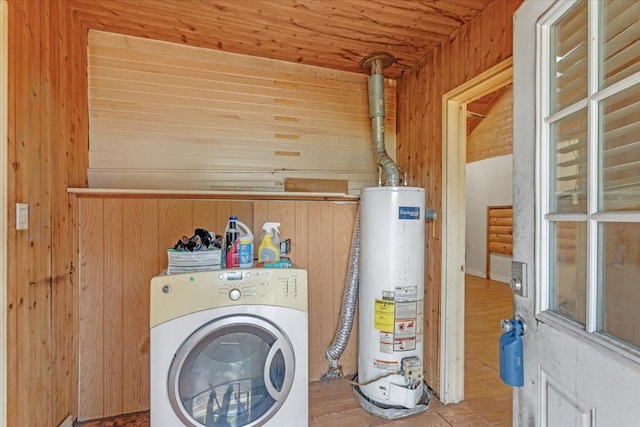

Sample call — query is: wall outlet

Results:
[16,203,28,230]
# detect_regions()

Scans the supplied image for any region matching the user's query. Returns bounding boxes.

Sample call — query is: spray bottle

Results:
[258,222,280,263]
[237,220,254,268]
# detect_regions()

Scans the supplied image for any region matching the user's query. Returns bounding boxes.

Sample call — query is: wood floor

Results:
[77,275,512,426]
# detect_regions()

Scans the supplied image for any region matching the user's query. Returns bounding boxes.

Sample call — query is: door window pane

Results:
[550,0,588,113]
[599,222,640,348]
[542,0,640,350]
[549,221,587,324]
[602,0,640,88]
[600,82,640,211]
[551,108,588,213]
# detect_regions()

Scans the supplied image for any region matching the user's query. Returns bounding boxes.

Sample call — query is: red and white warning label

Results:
[376,297,423,353]
[393,337,416,351]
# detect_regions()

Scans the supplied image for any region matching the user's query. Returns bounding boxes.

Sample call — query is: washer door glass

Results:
[168,315,295,427]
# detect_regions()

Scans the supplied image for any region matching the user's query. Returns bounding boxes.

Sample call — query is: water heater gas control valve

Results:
[401,357,423,381]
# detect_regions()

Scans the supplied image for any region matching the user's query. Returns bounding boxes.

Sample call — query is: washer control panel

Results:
[151,267,308,326]
[215,268,303,303]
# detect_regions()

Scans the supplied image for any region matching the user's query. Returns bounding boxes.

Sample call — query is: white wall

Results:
[465,154,512,283]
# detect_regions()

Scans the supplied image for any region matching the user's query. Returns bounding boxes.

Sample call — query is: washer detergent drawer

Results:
[168,315,295,427]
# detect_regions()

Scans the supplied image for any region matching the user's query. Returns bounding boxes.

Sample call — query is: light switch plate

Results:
[16,203,28,230]
[511,261,527,297]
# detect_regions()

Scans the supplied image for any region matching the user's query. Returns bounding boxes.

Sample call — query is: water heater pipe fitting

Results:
[360,52,400,187]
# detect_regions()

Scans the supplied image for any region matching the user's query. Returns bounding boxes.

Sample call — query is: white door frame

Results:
[440,58,513,403]
[0,1,8,426]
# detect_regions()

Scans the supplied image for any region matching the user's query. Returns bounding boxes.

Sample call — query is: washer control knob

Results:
[229,288,241,301]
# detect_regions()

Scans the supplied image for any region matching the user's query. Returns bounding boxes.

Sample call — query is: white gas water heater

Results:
[324,53,430,419]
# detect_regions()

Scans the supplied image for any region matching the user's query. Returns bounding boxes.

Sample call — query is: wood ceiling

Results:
[467,84,512,134]
[69,0,496,80]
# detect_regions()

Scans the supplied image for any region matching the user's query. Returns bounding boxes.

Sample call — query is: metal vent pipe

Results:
[360,52,400,187]
[323,52,401,380]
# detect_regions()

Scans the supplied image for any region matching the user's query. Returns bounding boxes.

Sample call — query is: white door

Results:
[513,0,640,425]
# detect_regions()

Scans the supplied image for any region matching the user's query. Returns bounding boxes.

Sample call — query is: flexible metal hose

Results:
[324,204,361,371]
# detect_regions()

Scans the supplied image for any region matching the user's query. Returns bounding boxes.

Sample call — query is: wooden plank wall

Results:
[395,0,523,394]
[486,206,513,278]
[0,1,6,422]
[7,1,85,426]
[467,85,513,163]
[77,196,358,421]
[88,31,397,194]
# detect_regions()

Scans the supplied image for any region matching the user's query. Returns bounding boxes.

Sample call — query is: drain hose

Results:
[325,204,361,369]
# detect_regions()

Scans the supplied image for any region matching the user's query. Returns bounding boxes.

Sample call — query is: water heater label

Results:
[394,301,418,351]
[395,285,418,301]
[379,332,394,354]
[394,337,416,351]
[395,301,417,319]
[395,319,416,338]
[376,297,422,353]
[374,299,395,332]
[398,206,420,220]
[417,299,424,343]
[374,359,399,371]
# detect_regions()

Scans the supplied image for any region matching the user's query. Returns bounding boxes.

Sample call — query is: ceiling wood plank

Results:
[69,0,496,79]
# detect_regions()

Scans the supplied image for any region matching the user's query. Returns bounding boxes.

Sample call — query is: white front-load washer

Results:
[150,268,308,427]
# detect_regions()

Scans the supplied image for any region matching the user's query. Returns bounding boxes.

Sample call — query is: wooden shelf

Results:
[67,187,360,202]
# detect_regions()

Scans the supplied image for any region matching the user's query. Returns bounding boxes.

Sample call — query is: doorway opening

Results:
[440,58,513,403]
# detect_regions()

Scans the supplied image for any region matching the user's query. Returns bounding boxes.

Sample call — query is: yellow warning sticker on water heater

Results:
[374,299,395,332]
